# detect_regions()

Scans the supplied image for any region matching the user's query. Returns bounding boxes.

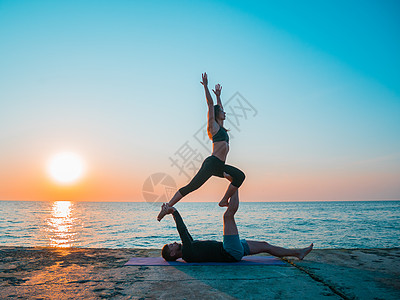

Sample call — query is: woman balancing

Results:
[157,72,245,221]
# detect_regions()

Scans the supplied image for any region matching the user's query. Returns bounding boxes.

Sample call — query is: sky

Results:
[0,0,399,202]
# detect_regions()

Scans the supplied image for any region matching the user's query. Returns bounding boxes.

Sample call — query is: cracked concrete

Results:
[1,247,399,299]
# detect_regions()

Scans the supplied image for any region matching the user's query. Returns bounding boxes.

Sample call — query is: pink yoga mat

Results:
[124,256,286,266]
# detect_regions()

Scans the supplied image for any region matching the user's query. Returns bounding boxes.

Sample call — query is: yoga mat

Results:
[124,256,286,266]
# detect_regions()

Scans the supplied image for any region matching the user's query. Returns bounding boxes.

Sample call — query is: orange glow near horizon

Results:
[0,154,398,202]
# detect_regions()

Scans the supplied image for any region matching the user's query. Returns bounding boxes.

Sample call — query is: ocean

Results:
[0,201,399,249]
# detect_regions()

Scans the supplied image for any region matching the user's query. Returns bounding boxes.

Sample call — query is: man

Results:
[161,190,313,262]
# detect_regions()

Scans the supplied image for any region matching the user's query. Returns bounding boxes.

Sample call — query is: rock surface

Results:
[1,247,399,299]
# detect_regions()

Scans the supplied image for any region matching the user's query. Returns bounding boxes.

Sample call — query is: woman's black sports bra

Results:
[212,126,229,143]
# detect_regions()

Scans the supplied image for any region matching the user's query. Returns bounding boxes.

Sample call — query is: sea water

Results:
[0,201,399,249]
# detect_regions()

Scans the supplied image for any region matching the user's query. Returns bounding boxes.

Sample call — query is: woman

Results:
[157,72,245,221]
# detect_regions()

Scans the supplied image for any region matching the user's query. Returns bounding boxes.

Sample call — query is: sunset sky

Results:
[0,0,399,202]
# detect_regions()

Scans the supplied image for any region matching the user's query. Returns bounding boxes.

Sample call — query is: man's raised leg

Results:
[223,190,239,235]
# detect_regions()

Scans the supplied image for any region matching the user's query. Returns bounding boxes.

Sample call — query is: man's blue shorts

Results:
[223,234,250,261]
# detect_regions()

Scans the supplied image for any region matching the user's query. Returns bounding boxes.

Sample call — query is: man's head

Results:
[161,242,182,261]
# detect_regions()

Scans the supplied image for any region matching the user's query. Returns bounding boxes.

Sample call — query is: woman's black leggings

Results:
[179,155,245,197]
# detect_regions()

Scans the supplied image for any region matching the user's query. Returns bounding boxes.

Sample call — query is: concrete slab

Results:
[1,247,399,299]
[286,248,400,300]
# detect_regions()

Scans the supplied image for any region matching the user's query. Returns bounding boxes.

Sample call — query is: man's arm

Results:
[172,209,194,243]
[163,204,193,244]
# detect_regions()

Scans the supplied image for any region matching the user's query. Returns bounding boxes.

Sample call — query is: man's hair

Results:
[161,244,177,261]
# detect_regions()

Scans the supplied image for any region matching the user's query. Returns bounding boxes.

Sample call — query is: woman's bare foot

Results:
[297,243,314,260]
[157,203,170,221]
[218,199,229,207]
[218,173,233,207]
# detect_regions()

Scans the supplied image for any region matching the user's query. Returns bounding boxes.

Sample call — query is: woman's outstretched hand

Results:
[212,84,222,97]
[200,72,208,86]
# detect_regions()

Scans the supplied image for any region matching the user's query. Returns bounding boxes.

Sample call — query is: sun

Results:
[47,152,86,185]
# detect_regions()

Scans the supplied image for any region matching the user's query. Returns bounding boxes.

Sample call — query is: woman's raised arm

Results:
[200,72,214,107]
[212,84,223,110]
[200,72,217,132]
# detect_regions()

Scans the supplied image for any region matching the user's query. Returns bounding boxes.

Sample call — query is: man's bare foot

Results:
[297,243,313,260]
[218,199,229,207]
[157,203,169,221]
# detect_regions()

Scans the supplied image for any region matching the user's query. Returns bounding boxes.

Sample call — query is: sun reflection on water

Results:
[47,201,76,247]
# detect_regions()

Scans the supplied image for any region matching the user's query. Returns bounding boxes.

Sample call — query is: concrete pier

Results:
[1,247,399,299]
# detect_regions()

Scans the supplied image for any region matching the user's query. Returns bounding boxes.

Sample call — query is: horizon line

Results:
[1,199,399,203]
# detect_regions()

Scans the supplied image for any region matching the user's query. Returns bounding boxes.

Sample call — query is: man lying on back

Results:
[160,191,313,262]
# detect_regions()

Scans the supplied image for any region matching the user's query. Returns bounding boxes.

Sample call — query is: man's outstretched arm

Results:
[162,204,193,244]
[173,210,194,243]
